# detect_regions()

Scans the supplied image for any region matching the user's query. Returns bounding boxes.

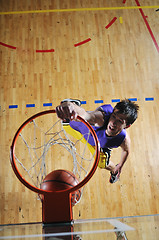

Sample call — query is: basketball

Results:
[40,169,81,205]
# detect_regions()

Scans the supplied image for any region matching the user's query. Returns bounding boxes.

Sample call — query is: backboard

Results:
[0,214,159,240]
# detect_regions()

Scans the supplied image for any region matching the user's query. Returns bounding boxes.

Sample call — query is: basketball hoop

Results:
[10,110,100,223]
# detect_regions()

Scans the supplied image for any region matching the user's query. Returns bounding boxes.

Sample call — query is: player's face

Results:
[106,109,127,136]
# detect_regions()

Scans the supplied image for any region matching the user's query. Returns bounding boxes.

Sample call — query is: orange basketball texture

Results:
[41,169,81,205]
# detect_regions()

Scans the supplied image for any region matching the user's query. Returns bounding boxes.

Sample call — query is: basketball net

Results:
[13,114,97,205]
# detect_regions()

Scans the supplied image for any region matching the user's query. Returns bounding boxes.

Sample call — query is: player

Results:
[56,99,139,183]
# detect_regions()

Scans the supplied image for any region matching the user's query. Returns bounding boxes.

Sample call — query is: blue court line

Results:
[111,99,120,103]
[43,103,52,107]
[145,97,154,101]
[9,105,18,109]
[26,104,35,108]
[7,98,156,110]
[94,100,103,104]
[128,98,137,101]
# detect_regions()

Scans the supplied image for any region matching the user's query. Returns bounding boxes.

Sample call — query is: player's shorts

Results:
[62,124,111,169]
[98,148,111,169]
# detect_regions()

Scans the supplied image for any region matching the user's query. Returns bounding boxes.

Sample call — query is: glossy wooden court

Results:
[0,0,159,234]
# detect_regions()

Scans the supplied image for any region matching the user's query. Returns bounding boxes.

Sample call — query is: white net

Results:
[13,112,98,204]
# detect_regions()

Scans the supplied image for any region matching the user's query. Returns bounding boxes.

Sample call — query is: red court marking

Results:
[105,17,117,29]
[135,0,159,53]
[36,49,55,53]
[0,42,16,49]
[74,38,91,47]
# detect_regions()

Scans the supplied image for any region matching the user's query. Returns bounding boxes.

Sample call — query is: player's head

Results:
[114,99,139,126]
[106,99,139,136]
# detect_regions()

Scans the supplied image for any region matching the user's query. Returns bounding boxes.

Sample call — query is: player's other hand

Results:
[114,164,122,178]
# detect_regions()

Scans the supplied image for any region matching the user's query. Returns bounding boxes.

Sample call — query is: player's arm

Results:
[56,101,105,127]
[114,134,131,177]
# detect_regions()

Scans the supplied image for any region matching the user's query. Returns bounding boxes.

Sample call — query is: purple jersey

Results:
[69,104,126,149]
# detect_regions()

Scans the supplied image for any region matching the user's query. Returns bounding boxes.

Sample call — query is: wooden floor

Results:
[0,0,159,225]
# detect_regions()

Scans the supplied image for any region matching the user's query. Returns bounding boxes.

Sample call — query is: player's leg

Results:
[105,161,116,171]
[99,148,119,184]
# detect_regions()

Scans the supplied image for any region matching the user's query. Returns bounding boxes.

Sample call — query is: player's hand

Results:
[114,164,122,178]
[56,102,78,121]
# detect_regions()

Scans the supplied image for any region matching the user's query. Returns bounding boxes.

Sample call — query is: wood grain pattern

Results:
[0,0,159,227]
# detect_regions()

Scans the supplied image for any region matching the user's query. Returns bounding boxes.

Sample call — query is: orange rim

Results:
[10,110,100,195]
